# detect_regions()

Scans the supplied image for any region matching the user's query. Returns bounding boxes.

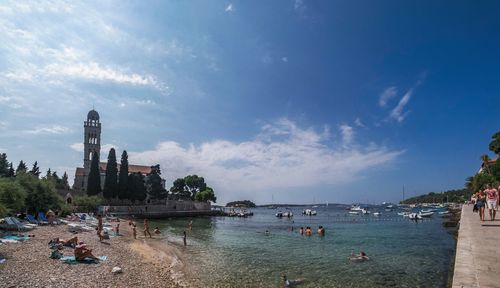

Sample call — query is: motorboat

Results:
[350,205,363,211]
[420,209,436,213]
[438,211,449,215]
[373,212,381,217]
[276,211,293,218]
[398,212,411,217]
[303,209,317,216]
[418,211,434,218]
[408,213,422,220]
[361,209,370,214]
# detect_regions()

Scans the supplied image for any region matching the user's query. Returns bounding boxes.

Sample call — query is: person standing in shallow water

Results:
[188,220,193,231]
[182,231,187,246]
[143,219,152,238]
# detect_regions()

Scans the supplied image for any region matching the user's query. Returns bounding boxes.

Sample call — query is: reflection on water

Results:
[151,205,454,288]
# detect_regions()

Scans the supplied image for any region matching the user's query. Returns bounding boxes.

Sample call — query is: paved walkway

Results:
[453,205,500,288]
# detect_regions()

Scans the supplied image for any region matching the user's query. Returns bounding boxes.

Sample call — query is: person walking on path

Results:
[484,184,499,221]
[477,190,487,222]
[143,219,152,238]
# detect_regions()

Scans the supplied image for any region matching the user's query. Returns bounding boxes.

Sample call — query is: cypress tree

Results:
[16,160,27,174]
[147,164,167,200]
[61,172,69,189]
[103,148,118,199]
[87,151,101,196]
[0,153,9,176]
[7,162,15,178]
[45,168,52,179]
[118,150,129,200]
[30,161,41,177]
[129,172,147,203]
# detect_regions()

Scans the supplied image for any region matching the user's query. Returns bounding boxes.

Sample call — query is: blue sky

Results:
[0,1,499,204]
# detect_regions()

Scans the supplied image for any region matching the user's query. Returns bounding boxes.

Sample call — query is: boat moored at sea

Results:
[276,211,293,218]
[303,209,317,216]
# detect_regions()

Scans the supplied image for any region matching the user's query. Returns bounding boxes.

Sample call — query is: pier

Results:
[452,205,500,287]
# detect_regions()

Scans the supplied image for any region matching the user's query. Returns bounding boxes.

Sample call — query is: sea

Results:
[150,204,455,288]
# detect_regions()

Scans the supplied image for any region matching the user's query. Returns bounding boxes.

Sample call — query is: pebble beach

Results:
[0,223,188,288]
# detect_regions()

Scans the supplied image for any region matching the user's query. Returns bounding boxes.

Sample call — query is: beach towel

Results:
[60,255,107,264]
[0,258,6,264]
[3,235,30,241]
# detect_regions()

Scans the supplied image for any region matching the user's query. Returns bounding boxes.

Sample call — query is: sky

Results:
[0,0,499,205]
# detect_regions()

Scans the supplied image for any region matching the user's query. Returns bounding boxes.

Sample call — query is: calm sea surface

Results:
[150,205,455,288]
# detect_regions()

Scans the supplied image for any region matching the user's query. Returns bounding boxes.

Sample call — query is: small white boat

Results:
[373,212,381,217]
[350,205,363,211]
[420,209,435,213]
[418,211,434,218]
[276,211,293,218]
[361,209,370,214]
[398,212,411,217]
[303,209,317,216]
[408,213,422,220]
[349,211,360,215]
[438,211,449,215]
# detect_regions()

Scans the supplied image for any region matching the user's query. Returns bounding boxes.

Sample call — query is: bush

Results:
[0,180,26,212]
[73,196,101,212]
[0,202,8,217]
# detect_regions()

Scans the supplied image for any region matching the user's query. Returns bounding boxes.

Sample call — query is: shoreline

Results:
[0,222,189,288]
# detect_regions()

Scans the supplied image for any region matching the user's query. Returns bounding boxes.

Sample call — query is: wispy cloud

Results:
[129,119,403,203]
[25,125,71,135]
[389,88,413,123]
[354,118,365,128]
[70,143,119,156]
[281,57,288,63]
[339,124,354,145]
[379,86,397,107]
[225,4,233,12]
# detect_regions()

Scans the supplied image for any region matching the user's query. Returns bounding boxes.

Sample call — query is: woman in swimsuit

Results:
[476,190,487,222]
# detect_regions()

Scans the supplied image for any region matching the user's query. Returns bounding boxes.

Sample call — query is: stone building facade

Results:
[73,109,165,193]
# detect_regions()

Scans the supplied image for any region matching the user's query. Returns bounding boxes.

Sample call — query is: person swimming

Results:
[317,226,325,236]
[349,251,370,261]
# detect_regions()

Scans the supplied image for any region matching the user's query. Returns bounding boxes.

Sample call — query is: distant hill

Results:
[400,188,471,204]
[226,200,256,208]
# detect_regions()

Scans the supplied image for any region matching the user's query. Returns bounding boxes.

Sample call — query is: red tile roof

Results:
[75,163,152,176]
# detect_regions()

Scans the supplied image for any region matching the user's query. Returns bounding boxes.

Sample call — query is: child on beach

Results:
[143,219,152,238]
[115,223,120,236]
[182,231,187,246]
[132,224,137,239]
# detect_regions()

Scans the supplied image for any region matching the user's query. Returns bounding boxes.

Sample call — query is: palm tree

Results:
[481,155,492,174]
[465,175,475,191]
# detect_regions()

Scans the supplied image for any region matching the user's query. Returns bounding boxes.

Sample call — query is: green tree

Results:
[480,154,492,174]
[118,150,129,200]
[170,175,215,201]
[45,168,52,179]
[103,148,118,200]
[489,131,500,155]
[87,151,101,196]
[73,196,101,213]
[0,180,26,212]
[472,172,497,191]
[6,162,15,178]
[146,164,167,200]
[194,187,217,203]
[0,153,9,177]
[0,202,7,217]
[60,172,69,189]
[128,172,147,203]
[29,161,41,177]
[16,160,27,174]
[25,178,63,214]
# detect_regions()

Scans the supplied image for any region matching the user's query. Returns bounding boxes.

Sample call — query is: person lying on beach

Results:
[49,236,78,248]
[74,242,99,262]
[154,227,161,234]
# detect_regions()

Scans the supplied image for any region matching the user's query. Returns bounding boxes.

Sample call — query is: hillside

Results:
[400,188,471,204]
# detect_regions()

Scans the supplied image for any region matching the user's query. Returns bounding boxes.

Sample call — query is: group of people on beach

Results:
[49,236,100,262]
[471,184,499,222]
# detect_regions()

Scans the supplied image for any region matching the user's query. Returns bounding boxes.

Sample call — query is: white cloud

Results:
[225,4,233,12]
[389,88,413,123]
[25,125,71,135]
[379,86,397,107]
[70,143,84,152]
[294,0,304,10]
[135,99,156,105]
[281,57,288,63]
[129,119,403,203]
[354,118,365,128]
[70,142,118,155]
[339,124,353,145]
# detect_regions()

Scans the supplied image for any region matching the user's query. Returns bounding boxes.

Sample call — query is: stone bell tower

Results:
[83,109,101,172]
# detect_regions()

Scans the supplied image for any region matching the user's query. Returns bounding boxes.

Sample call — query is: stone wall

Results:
[98,200,215,218]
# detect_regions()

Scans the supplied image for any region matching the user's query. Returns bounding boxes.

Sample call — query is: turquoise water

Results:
[151,205,455,288]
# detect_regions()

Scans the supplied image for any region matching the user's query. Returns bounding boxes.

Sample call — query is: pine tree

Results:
[128,172,147,203]
[0,153,9,177]
[30,161,41,177]
[16,160,27,174]
[45,168,52,179]
[7,162,15,178]
[87,151,101,196]
[61,172,69,189]
[118,150,129,200]
[147,164,167,200]
[103,148,118,200]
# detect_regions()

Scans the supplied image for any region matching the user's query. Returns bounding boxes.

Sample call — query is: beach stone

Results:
[112,266,122,274]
